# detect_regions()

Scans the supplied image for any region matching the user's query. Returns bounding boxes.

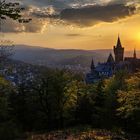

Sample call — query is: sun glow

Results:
[137,32,140,40]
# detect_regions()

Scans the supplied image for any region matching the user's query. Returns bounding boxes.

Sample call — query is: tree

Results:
[76,91,95,124]
[7,68,84,131]
[27,69,81,129]
[0,0,31,22]
[9,82,44,131]
[0,76,19,140]
[76,81,106,127]
[117,90,140,132]
[102,70,128,128]
[93,80,106,127]
[117,72,140,132]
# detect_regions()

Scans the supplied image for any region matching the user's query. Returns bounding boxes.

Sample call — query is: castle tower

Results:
[113,36,124,63]
[133,48,137,59]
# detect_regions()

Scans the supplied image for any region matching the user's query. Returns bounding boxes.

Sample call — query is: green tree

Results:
[117,72,140,132]
[9,83,35,130]
[32,69,82,129]
[76,81,106,127]
[102,70,128,128]
[0,77,19,140]
[93,80,106,127]
[76,91,95,124]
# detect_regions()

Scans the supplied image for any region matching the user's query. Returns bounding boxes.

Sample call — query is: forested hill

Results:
[13,45,140,67]
[13,45,108,67]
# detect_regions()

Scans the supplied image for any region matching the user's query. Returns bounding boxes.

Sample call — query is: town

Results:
[0,59,39,86]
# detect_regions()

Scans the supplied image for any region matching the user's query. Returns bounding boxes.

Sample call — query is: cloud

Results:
[32,3,137,27]
[107,0,140,5]
[1,17,48,33]
[31,6,58,18]
[2,0,140,32]
[65,33,82,37]
[58,4,136,27]
[1,5,49,33]
[18,0,140,9]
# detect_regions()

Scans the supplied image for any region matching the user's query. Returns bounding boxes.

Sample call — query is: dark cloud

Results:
[31,3,137,27]
[18,0,140,10]
[19,0,99,9]
[59,4,136,27]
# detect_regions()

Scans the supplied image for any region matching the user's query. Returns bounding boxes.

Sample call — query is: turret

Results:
[114,35,124,63]
[107,53,114,63]
[91,58,95,72]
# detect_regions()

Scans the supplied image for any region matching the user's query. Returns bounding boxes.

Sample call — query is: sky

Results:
[1,0,140,50]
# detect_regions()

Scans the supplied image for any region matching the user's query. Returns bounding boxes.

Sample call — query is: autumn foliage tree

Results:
[117,72,140,132]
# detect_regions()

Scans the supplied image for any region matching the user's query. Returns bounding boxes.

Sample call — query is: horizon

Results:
[15,43,140,51]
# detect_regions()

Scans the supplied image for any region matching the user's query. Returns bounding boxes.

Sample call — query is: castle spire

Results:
[116,35,122,48]
[114,35,124,63]
[134,48,137,59]
[91,58,95,72]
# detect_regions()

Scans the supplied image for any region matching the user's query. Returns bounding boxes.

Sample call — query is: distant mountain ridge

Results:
[13,45,140,67]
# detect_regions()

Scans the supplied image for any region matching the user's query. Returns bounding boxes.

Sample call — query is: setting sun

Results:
[137,32,140,40]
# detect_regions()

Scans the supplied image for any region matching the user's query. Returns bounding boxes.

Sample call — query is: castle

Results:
[86,36,140,84]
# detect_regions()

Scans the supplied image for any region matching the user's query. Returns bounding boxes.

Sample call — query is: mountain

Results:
[12,45,140,68]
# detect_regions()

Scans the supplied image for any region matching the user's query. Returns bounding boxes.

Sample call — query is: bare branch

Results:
[0,0,31,22]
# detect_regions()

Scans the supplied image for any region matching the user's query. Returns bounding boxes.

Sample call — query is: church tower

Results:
[114,36,124,63]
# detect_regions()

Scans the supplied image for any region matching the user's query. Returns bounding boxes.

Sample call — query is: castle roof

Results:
[96,63,113,72]
[107,53,114,63]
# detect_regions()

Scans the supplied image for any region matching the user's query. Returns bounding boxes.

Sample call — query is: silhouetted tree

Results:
[0,0,31,22]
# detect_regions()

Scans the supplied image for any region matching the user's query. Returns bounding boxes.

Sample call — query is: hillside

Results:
[12,45,111,67]
[13,45,140,68]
